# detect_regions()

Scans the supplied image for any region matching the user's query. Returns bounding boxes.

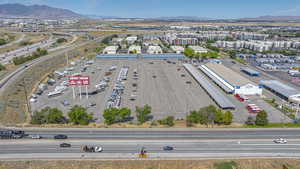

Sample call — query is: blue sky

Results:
[1,0,300,18]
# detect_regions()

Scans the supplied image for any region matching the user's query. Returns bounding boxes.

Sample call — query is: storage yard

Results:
[29,55,297,123]
[31,58,215,121]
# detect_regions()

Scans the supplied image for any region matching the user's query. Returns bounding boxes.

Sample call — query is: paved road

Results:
[0,139,300,159]
[15,128,300,140]
[0,33,25,49]
[0,36,105,94]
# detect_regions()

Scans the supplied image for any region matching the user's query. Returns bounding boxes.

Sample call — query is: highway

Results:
[0,35,105,93]
[20,128,300,140]
[0,139,300,160]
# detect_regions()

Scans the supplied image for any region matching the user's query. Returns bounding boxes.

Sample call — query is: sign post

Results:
[69,76,90,100]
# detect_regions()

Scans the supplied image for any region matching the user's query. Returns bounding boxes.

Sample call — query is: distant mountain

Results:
[154,16,213,21]
[85,15,120,19]
[0,3,83,19]
[239,15,300,21]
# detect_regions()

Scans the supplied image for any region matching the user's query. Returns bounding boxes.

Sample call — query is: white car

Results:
[31,135,42,139]
[273,138,287,144]
[94,146,103,152]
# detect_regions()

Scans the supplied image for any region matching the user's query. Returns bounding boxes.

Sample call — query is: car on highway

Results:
[31,135,42,139]
[273,138,287,144]
[60,143,71,148]
[94,146,103,152]
[163,146,174,151]
[54,135,68,139]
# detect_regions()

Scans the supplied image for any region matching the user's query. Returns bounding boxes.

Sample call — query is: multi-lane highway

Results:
[0,128,299,160]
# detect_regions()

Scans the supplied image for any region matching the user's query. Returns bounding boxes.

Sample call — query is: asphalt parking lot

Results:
[31,58,215,122]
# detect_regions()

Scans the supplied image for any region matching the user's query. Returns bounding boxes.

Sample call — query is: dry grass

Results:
[0,159,299,169]
[17,121,244,129]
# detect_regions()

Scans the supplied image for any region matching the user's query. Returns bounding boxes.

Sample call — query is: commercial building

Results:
[147,46,163,54]
[183,64,235,109]
[200,62,262,95]
[170,46,185,54]
[240,67,260,76]
[128,45,142,54]
[103,46,119,54]
[125,36,138,44]
[189,46,208,54]
[260,80,300,104]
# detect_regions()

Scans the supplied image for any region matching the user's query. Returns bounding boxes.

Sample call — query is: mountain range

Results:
[0,3,83,19]
[0,3,300,21]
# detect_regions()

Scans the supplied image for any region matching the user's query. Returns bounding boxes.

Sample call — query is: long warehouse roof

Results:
[240,67,260,76]
[183,64,235,109]
[260,80,300,98]
[205,62,254,87]
[199,65,234,93]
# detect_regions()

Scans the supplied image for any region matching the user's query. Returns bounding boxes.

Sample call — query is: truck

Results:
[81,145,103,152]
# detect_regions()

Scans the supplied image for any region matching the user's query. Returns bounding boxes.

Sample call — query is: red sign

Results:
[69,76,90,86]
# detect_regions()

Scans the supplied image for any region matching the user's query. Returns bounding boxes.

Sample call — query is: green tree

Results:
[46,108,66,124]
[0,63,6,71]
[68,105,93,125]
[215,109,224,124]
[295,33,300,37]
[228,50,237,59]
[31,109,47,125]
[103,108,119,125]
[119,108,131,122]
[255,110,268,126]
[136,104,152,124]
[56,38,67,43]
[158,116,175,127]
[184,48,195,58]
[0,38,7,46]
[223,111,233,125]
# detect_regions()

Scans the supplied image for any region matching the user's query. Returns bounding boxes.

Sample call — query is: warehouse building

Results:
[171,46,184,54]
[128,45,141,54]
[147,45,163,54]
[200,62,262,95]
[260,80,300,105]
[240,67,260,76]
[189,46,208,54]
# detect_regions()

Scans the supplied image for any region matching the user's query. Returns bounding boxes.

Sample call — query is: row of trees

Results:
[186,105,233,127]
[13,48,48,65]
[103,105,152,125]
[245,110,269,126]
[0,63,5,71]
[0,38,7,46]
[184,48,219,59]
[31,105,94,125]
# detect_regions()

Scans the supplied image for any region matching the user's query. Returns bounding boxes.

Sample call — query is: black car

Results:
[54,135,68,139]
[60,143,71,148]
[163,146,174,151]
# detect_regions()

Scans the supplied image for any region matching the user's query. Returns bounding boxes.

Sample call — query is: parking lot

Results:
[31,58,215,122]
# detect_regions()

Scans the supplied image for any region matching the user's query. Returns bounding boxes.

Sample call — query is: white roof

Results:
[128,45,141,51]
[189,46,208,52]
[171,46,184,51]
[104,46,118,51]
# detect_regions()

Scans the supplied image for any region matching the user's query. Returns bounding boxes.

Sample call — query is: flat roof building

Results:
[103,46,119,54]
[147,45,163,54]
[201,62,262,95]
[260,80,300,102]
[171,46,184,54]
[188,46,208,54]
[240,67,260,76]
[128,45,141,54]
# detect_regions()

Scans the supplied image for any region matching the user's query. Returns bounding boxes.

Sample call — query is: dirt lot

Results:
[0,159,299,169]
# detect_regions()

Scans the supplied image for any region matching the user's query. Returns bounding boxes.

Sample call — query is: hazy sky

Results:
[1,0,300,18]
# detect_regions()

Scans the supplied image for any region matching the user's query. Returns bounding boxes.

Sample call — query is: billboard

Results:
[69,76,90,86]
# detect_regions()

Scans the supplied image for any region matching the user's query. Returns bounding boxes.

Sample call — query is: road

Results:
[0,36,104,94]
[19,128,300,140]
[0,36,56,65]
[0,129,300,159]
[0,33,25,49]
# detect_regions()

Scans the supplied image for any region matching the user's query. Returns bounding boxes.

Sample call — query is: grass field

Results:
[0,159,299,169]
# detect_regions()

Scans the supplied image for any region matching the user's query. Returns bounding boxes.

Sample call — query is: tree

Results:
[255,110,269,126]
[68,105,93,125]
[184,48,195,58]
[136,104,152,124]
[228,50,237,59]
[223,111,233,125]
[0,38,7,46]
[0,63,5,71]
[215,109,224,124]
[56,38,67,44]
[158,116,175,127]
[103,107,131,125]
[31,110,47,125]
[245,116,256,125]
[46,108,66,124]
